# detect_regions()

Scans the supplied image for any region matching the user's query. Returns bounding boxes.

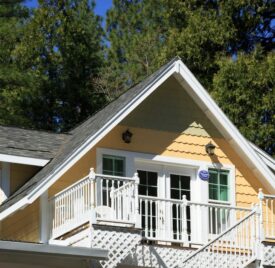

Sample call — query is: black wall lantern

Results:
[122,129,133,144]
[205,142,216,156]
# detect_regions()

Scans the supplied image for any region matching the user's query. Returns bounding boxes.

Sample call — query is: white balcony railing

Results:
[139,195,252,245]
[49,171,274,246]
[259,189,275,239]
[49,169,139,239]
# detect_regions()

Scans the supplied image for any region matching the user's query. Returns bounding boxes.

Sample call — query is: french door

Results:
[136,163,191,242]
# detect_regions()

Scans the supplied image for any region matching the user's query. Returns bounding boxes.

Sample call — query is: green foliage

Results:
[0,0,32,127]
[104,0,169,91]
[1,0,105,131]
[212,50,275,155]
[105,0,275,154]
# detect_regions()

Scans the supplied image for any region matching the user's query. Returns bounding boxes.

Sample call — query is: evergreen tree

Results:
[13,0,105,131]
[0,0,31,126]
[105,0,274,154]
[104,0,168,92]
[212,49,275,156]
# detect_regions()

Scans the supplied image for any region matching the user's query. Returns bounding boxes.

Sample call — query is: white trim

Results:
[1,58,274,220]
[0,62,176,221]
[96,147,235,203]
[250,142,275,171]
[0,153,48,167]
[1,162,10,200]
[40,190,49,243]
[176,61,275,191]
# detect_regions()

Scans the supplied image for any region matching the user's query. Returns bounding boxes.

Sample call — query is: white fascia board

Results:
[0,62,178,220]
[176,61,275,191]
[0,153,49,167]
[0,240,108,260]
[250,142,275,171]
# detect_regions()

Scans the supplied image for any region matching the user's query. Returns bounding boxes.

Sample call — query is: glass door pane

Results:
[138,170,158,238]
[170,174,191,241]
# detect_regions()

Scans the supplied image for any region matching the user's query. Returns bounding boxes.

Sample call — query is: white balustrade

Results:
[259,189,275,239]
[49,170,138,239]
[96,174,136,224]
[138,195,252,244]
[50,171,271,248]
[49,174,92,239]
[180,209,259,268]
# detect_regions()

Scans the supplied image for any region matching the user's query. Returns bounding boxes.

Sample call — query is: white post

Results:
[182,195,188,245]
[40,190,49,243]
[255,188,264,262]
[89,168,96,224]
[258,188,265,240]
[134,172,141,228]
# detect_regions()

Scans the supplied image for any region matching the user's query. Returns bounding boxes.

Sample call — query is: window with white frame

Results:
[208,168,230,234]
[102,155,125,176]
[208,169,229,202]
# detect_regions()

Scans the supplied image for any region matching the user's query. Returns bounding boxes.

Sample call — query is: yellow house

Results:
[0,57,274,268]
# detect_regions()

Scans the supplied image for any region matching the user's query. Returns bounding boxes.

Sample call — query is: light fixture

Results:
[205,142,216,156]
[122,129,132,144]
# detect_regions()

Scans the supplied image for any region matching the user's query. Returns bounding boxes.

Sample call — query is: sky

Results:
[24,0,113,18]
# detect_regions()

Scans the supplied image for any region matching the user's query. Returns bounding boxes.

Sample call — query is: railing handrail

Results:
[112,181,134,195]
[188,200,252,211]
[50,173,136,201]
[49,174,90,201]
[138,195,182,204]
[96,173,136,182]
[263,193,275,199]
[138,195,252,211]
[180,208,257,265]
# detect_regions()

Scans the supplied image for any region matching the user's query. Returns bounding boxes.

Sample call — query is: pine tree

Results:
[104,0,168,93]
[13,0,105,131]
[212,49,275,156]
[105,0,275,154]
[0,0,31,126]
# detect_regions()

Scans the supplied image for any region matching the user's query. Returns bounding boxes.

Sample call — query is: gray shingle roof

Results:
[0,57,179,213]
[0,126,70,159]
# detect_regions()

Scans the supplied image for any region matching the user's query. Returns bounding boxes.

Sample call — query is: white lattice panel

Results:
[121,244,192,268]
[180,251,252,268]
[263,243,275,266]
[91,225,141,268]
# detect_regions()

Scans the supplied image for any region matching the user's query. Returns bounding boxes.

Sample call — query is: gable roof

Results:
[0,125,69,161]
[0,57,274,220]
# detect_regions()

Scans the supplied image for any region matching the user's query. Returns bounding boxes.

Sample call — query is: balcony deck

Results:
[47,171,275,267]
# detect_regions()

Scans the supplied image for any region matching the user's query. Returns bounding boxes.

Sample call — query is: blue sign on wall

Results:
[199,170,209,181]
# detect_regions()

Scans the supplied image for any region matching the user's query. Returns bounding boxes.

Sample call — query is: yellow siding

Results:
[10,164,41,195]
[0,164,41,242]
[0,200,39,242]
[50,123,267,210]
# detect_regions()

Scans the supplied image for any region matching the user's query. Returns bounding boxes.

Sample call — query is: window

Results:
[102,155,125,176]
[101,155,125,206]
[208,169,230,234]
[170,174,190,200]
[138,170,158,197]
[208,169,229,202]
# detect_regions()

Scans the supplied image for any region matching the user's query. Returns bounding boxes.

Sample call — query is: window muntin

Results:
[170,174,190,200]
[102,155,125,176]
[208,169,229,202]
[138,170,158,197]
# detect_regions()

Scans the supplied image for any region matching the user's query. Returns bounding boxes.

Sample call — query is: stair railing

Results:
[179,207,260,268]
